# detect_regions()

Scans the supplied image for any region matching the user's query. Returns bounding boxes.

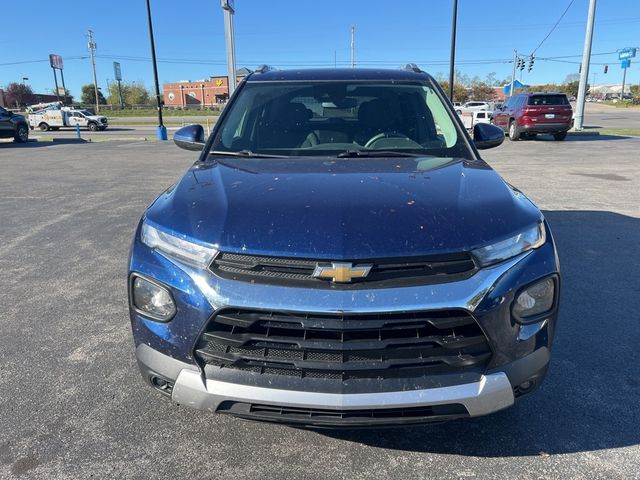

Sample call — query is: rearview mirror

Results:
[174,124,205,151]
[473,123,504,150]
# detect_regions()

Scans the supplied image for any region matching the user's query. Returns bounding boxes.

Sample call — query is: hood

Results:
[145,156,542,259]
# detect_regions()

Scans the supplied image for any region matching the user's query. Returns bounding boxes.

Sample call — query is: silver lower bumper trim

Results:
[171,370,515,417]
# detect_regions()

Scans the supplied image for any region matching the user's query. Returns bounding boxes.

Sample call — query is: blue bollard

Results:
[157,125,168,141]
[76,123,81,140]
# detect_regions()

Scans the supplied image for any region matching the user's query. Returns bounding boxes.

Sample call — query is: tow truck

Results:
[27,102,108,132]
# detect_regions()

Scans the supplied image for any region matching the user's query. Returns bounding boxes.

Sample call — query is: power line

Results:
[530,0,576,55]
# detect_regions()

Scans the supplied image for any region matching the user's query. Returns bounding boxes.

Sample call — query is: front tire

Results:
[88,122,98,132]
[508,120,520,141]
[14,124,29,143]
[39,123,50,131]
[553,131,567,141]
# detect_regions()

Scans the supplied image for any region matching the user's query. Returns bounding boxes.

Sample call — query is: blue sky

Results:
[1,0,638,98]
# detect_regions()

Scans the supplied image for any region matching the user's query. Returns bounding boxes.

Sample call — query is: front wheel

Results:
[508,120,520,141]
[553,131,567,141]
[14,124,29,143]
[39,123,50,131]
[88,122,98,132]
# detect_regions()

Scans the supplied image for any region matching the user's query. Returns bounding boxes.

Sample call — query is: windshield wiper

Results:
[336,150,424,158]
[209,150,290,158]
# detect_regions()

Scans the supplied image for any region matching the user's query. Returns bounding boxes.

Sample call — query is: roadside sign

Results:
[619,48,637,60]
[49,54,63,70]
[113,62,122,81]
[621,59,631,69]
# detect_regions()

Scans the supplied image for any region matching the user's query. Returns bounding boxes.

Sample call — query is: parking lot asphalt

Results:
[0,134,639,479]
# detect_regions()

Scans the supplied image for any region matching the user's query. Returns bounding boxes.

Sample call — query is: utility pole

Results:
[351,25,355,68]
[145,0,166,140]
[574,0,597,131]
[510,49,517,97]
[87,30,99,112]
[448,0,458,100]
[221,0,237,98]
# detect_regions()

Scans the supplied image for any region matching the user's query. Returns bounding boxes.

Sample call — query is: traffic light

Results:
[519,58,525,71]
[604,64,608,74]
[528,55,535,72]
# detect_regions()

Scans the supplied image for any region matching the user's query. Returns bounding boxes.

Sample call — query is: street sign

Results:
[619,48,637,60]
[113,62,122,81]
[49,54,63,70]
[621,59,631,69]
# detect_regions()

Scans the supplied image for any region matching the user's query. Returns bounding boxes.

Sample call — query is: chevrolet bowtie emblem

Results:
[312,262,372,283]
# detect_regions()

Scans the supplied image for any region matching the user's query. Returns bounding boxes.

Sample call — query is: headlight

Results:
[131,275,176,321]
[141,221,218,268]
[513,276,556,320]
[472,223,546,267]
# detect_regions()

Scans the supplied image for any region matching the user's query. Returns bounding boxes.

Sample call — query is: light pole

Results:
[221,0,237,99]
[22,77,29,84]
[574,0,597,131]
[145,0,167,140]
[448,0,458,100]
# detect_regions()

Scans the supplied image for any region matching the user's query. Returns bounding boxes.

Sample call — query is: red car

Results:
[493,92,572,141]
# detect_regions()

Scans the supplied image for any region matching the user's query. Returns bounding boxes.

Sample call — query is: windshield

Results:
[78,110,92,116]
[209,80,473,159]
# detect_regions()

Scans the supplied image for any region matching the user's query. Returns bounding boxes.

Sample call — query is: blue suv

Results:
[128,66,559,427]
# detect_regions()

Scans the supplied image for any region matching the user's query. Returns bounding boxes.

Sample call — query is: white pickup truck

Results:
[458,109,493,130]
[27,102,108,131]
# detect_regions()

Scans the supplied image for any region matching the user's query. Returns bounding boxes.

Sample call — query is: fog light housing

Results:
[513,276,556,322]
[131,275,176,321]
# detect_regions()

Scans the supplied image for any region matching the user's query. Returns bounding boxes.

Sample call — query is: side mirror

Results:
[473,123,505,150]
[174,124,205,151]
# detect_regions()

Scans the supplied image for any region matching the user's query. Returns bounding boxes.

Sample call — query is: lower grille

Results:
[217,401,469,426]
[195,309,492,381]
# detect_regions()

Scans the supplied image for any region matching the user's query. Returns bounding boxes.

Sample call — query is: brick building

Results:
[163,68,251,107]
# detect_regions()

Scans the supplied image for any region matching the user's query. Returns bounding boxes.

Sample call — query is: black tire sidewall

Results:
[15,125,28,143]
[554,132,567,141]
[88,122,98,131]
[508,120,520,141]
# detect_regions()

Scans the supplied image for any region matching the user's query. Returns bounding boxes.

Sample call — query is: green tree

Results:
[469,82,498,100]
[560,81,581,97]
[629,84,640,98]
[438,80,469,103]
[107,81,151,106]
[80,84,106,105]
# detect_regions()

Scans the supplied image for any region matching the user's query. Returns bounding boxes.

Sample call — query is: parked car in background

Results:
[456,101,492,114]
[458,110,493,130]
[493,92,572,141]
[0,106,29,143]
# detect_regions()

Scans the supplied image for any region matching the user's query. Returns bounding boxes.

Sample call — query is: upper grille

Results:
[209,252,477,288]
[195,309,492,381]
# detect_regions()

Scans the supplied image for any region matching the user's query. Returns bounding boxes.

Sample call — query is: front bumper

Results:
[136,343,550,427]
[129,222,560,426]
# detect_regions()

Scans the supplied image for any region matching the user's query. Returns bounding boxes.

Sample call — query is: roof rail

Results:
[401,63,424,73]
[254,64,276,74]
